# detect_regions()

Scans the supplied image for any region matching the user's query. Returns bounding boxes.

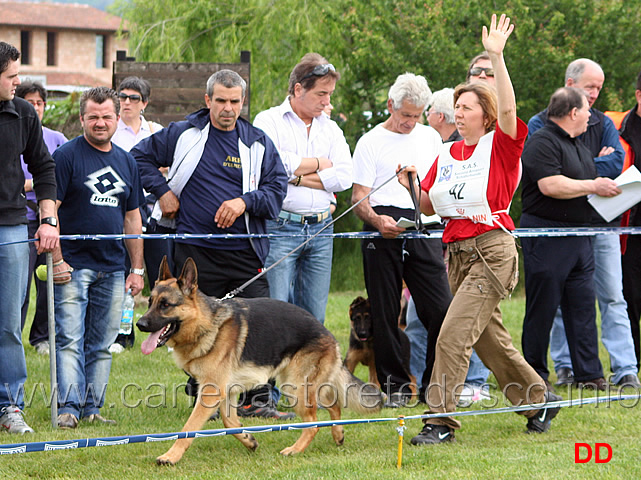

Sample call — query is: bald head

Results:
[565,58,604,108]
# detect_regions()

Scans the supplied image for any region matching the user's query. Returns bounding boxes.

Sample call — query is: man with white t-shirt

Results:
[352,73,451,405]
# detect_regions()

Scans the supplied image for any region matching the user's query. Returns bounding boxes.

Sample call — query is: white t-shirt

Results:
[353,122,442,209]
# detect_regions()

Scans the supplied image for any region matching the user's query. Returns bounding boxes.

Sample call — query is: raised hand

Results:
[482,13,514,56]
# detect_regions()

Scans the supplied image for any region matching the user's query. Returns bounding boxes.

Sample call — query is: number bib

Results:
[429,132,495,226]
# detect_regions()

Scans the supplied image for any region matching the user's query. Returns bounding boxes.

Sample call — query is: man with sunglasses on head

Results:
[254,53,352,325]
[527,59,638,390]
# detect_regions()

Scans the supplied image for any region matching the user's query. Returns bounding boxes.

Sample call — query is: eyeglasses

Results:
[300,64,336,82]
[469,67,494,77]
[118,92,142,103]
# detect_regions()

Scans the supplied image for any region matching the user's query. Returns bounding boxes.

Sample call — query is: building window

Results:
[96,35,108,69]
[20,31,31,65]
[47,32,57,66]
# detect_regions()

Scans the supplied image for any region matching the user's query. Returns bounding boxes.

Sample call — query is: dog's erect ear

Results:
[178,257,198,296]
[158,256,173,282]
[350,296,366,308]
[349,296,367,318]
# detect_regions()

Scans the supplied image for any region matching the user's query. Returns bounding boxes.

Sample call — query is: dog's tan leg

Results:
[368,362,380,389]
[220,398,258,451]
[280,385,319,456]
[408,374,418,397]
[344,352,358,374]
[326,402,344,446]
[156,383,222,465]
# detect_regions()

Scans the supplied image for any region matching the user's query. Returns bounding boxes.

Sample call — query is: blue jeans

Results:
[55,268,124,418]
[550,234,638,383]
[404,296,491,388]
[0,225,29,409]
[265,217,333,324]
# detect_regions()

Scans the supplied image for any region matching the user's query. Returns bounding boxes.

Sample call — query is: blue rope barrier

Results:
[0,393,637,455]
[4,226,641,248]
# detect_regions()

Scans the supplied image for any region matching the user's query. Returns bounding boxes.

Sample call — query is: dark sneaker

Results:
[526,391,562,434]
[237,404,295,420]
[410,424,455,445]
[84,414,116,425]
[555,367,574,386]
[616,374,641,388]
[0,406,34,434]
[57,413,78,429]
[575,377,609,391]
[384,392,410,408]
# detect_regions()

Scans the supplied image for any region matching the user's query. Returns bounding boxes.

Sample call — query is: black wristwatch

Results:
[40,216,58,227]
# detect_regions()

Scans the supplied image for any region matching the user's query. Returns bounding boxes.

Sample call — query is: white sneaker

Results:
[0,406,34,434]
[34,340,50,355]
[457,385,490,408]
[109,343,125,354]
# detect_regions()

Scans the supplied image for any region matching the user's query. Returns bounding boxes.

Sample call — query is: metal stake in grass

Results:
[46,252,58,428]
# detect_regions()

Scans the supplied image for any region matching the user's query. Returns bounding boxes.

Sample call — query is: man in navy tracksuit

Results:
[132,69,290,418]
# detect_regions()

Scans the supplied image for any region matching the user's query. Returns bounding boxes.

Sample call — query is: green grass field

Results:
[2,291,640,479]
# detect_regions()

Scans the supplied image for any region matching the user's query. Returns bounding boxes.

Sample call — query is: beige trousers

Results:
[426,229,546,430]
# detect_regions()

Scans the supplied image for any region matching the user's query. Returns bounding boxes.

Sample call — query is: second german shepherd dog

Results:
[137,257,382,465]
[343,296,417,395]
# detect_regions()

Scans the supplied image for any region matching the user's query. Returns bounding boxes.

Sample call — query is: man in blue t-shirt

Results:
[51,87,145,429]
[133,69,289,419]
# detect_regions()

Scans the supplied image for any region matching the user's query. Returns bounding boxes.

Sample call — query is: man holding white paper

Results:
[352,73,451,405]
[521,87,620,390]
[528,59,639,389]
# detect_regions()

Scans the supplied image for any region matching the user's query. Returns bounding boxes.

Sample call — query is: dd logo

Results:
[575,443,612,463]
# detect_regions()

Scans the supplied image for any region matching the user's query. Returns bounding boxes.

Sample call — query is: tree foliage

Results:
[112,0,641,146]
[42,92,82,140]
[111,0,641,290]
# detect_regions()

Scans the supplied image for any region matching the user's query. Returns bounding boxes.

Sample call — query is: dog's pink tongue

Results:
[141,330,163,355]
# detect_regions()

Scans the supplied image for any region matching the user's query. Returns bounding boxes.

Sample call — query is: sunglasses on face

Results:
[469,67,494,77]
[300,64,336,82]
[118,92,142,103]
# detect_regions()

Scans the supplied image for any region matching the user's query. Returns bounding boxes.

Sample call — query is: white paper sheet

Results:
[588,165,641,222]
[396,214,442,228]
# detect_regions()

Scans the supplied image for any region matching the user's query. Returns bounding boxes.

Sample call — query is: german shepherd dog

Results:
[343,296,417,394]
[137,258,382,465]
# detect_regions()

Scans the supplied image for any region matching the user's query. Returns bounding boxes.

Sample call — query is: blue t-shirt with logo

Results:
[178,125,250,250]
[53,135,145,271]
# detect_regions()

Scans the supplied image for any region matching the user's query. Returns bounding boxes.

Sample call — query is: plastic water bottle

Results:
[120,288,135,334]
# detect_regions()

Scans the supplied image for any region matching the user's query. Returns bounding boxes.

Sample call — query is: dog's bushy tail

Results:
[333,366,383,414]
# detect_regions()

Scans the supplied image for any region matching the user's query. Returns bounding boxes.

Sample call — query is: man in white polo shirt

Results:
[351,73,451,405]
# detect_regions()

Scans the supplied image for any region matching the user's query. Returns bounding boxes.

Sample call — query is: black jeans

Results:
[520,213,603,382]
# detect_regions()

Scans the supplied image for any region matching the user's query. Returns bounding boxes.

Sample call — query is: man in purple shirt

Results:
[17,81,67,354]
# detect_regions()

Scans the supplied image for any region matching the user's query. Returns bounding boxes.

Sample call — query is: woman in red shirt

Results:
[399,14,561,445]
